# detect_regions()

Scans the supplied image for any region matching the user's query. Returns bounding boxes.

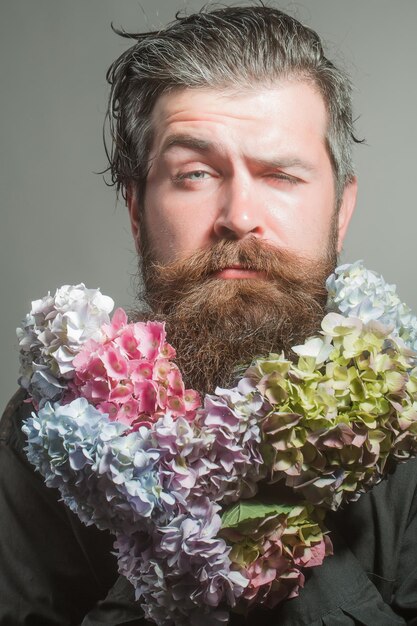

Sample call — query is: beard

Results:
[133,235,337,395]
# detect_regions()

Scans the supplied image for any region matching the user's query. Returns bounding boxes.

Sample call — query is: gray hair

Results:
[105,5,359,204]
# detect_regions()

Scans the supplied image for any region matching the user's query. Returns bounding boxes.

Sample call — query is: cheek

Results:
[265,183,335,254]
[143,186,214,264]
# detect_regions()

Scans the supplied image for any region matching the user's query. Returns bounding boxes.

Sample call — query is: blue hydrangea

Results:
[327,260,417,351]
[23,398,170,533]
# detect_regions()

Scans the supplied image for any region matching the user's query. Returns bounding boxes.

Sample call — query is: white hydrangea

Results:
[17,284,114,406]
[327,260,417,351]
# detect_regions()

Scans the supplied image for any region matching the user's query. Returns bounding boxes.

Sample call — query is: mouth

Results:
[214,265,267,280]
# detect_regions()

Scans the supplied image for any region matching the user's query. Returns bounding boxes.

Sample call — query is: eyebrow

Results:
[159,133,316,173]
[160,133,214,154]
[252,156,316,174]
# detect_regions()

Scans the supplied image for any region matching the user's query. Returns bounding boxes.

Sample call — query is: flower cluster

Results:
[22,397,171,533]
[19,262,417,625]
[72,308,200,427]
[221,501,332,608]
[241,312,417,509]
[116,501,248,626]
[17,284,114,407]
[153,388,266,507]
[327,260,417,351]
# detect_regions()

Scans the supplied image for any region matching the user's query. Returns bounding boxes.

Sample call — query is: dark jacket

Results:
[1,390,416,625]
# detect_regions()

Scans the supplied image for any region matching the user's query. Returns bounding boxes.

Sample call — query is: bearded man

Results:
[1,5,416,626]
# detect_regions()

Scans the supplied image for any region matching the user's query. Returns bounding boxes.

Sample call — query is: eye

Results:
[171,169,214,189]
[267,172,299,185]
[174,170,211,181]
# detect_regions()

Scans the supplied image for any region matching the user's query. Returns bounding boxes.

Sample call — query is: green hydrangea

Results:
[244,313,417,509]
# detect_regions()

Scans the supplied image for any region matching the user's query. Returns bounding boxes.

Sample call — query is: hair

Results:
[105,3,359,205]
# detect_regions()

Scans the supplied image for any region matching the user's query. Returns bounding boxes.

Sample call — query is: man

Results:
[0,4,416,625]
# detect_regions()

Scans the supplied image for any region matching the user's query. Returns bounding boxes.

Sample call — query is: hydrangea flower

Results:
[72,308,200,428]
[17,284,114,407]
[151,392,265,510]
[327,260,417,351]
[23,397,174,533]
[115,499,248,625]
[247,312,417,509]
[220,501,331,608]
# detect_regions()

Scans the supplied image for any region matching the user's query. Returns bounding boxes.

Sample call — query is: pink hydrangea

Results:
[240,531,304,607]
[72,308,200,427]
[227,520,332,609]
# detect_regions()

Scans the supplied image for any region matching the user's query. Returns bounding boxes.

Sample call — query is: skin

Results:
[128,81,357,274]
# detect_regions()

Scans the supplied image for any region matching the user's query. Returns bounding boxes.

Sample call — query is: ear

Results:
[127,185,141,255]
[336,176,357,252]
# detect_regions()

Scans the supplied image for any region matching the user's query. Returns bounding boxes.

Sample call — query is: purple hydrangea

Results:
[115,498,248,625]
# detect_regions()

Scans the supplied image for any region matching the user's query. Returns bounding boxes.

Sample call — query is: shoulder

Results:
[0,388,33,457]
[332,454,417,539]
[328,454,417,604]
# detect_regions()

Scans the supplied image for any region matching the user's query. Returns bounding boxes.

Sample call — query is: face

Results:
[129,81,357,268]
[128,81,357,393]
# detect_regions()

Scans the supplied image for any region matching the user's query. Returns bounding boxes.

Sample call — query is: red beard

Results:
[135,237,336,394]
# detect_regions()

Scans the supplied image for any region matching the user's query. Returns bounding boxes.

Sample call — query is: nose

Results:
[213,174,266,240]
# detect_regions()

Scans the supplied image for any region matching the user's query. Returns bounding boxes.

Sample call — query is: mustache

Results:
[148,238,315,280]
[143,237,333,298]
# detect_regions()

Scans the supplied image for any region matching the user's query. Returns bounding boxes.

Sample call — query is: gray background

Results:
[1,0,417,409]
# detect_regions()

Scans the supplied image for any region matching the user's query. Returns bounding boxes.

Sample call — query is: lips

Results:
[214,265,266,279]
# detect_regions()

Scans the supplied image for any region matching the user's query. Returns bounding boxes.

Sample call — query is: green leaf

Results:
[221,500,294,529]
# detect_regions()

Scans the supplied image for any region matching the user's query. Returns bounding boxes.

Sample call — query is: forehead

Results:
[148,81,329,158]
